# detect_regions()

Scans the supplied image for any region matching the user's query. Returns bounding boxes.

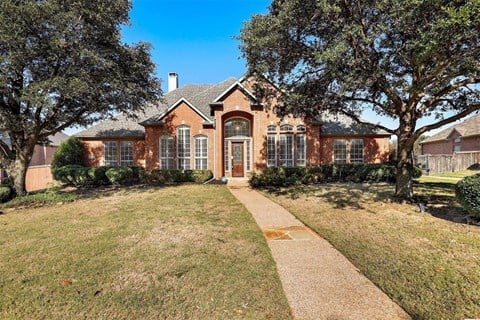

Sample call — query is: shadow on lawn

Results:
[267,181,475,226]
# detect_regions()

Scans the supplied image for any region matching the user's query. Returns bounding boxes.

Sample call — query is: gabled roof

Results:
[421,113,480,144]
[318,112,390,135]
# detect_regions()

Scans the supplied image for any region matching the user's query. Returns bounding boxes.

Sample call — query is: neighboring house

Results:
[76,74,390,179]
[420,113,480,155]
[0,131,69,190]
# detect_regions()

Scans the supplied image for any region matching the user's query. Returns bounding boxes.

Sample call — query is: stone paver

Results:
[229,185,411,320]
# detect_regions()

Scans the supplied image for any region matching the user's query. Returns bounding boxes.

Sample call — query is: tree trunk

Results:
[6,158,29,196]
[395,110,416,200]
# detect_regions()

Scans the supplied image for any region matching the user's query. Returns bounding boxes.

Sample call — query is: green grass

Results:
[0,185,291,319]
[264,182,480,320]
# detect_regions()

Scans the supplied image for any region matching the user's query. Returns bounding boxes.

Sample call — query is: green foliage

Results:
[2,187,77,208]
[105,167,134,185]
[456,174,480,218]
[87,166,110,186]
[54,165,91,188]
[140,169,213,185]
[51,137,86,178]
[0,185,12,203]
[249,164,416,188]
[240,0,480,199]
[0,0,161,196]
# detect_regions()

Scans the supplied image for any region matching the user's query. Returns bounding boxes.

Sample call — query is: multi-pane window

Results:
[334,139,347,164]
[246,140,251,171]
[159,136,174,169]
[268,124,306,167]
[279,134,294,167]
[350,139,364,163]
[177,126,191,169]
[120,141,134,166]
[194,135,208,170]
[296,134,306,166]
[104,141,117,166]
[267,134,277,167]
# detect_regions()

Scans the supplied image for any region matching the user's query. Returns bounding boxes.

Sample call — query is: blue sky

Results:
[122,0,271,90]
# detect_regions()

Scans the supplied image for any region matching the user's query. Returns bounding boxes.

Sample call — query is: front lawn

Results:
[264,182,480,320]
[0,185,291,319]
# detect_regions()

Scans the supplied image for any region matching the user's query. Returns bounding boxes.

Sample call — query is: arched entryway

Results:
[222,114,253,177]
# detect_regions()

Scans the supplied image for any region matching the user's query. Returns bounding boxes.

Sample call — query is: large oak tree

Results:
[0,0,161,195]
[240,0,480,199]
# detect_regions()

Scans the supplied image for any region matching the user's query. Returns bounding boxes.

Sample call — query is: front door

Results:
[232,142,244,177]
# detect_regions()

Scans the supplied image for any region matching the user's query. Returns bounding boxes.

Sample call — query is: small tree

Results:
[239,0,480,200]
[0,0,161,196]
[51,137,85,177]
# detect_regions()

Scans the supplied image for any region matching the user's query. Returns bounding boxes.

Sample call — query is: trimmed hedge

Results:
[105,167,134,185]
[51,137,85,176]
[456,174,480,218]
[249,163,422,188]
[139,169,213,184]
[54,165,91,187]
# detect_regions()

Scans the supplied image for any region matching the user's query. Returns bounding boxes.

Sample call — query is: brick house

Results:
[420,113,480,155]
[76,74,390,179]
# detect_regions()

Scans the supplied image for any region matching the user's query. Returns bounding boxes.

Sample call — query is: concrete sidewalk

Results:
[228,185,411,320]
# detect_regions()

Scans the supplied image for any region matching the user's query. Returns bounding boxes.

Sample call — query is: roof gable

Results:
[212,81,259,104]
[146,97,212,125]
[421,113,480,144]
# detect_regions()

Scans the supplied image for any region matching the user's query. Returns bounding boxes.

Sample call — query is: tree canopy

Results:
[0,0,161,195]
[240,0,480,199]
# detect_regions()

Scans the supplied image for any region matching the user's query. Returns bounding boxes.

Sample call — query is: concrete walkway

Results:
[228,183,411,320]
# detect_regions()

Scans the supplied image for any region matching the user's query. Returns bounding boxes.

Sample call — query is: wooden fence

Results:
[26,165,55,192]
[416,151,480,174]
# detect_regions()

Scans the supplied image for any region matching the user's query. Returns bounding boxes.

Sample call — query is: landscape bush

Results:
[140,169,213,184]
[105,167,134,185]
[51,137,85,179]
[87,166,110,186]
[249,163,421,188]
[0,185,13,203]
[54,165,91,187]
[455,174,480,218]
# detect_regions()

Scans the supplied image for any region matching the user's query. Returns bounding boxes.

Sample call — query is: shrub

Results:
[139,169,213,185]
[0,185,13,203]
[456,174,480,218]
[51,137,85,179]
[87,166,110,186]
[105,167,133,185]
[54,165,91,187]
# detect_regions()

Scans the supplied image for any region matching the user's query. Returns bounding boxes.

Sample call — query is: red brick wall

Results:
[319,136,390,164]
[461,136,480,151]
[422,135,480,154]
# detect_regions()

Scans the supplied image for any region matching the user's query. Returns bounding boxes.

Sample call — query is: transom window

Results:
[267,125,277,133]
[280,124,294,132]
[296,125,306,132]
[224,118,250,138]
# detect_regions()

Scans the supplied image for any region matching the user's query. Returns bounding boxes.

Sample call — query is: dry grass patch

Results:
[264,182,480,320]
[0,185,291,320]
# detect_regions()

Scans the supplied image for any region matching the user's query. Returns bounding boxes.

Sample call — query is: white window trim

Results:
[194,135,208,170]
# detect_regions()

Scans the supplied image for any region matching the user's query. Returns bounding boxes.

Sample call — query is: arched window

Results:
[224,118,250,138]
[280,124,294,132]
[267,125,277,133]
[296,125,306,132]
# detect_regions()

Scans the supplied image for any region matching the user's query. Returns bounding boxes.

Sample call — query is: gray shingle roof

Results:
[421,113,480,144]
[318,112,390,135]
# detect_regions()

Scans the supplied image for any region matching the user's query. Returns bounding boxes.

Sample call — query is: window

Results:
[194,135,208,169]
[296,125,306,132]
[296,134,306,166]
[177,126,191,169]
[279,134,294,167]
[120,141,134,166]
[267,134,277,167]
[267,125,277,133]
[224,141,229,172]
[454,145,461,152]
[104,141,117,166]
[159,136,174,169]
[246,140,251,171]
[280,124,294,132]
[350,139,364,163]
[225,118,250,138]
[334,139,347,164]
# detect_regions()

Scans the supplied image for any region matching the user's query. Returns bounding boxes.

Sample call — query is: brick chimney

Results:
[168,72,178,92]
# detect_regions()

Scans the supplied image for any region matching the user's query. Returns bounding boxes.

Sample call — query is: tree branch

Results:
[335,108,396,134]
